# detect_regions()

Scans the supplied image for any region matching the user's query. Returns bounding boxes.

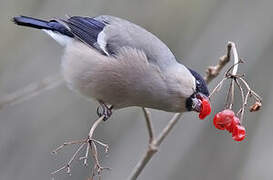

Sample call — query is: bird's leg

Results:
[96,101,113,121]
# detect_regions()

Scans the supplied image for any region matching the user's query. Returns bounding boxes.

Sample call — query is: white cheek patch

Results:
[43,30,73,46]
[97,31,109,56]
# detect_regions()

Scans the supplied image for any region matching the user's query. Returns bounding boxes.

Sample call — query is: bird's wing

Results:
[60,15,176,67]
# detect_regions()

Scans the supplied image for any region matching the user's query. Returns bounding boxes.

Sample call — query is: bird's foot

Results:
[96,103,113,121]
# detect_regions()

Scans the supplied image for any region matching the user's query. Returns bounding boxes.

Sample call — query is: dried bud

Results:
[249,101,262,112]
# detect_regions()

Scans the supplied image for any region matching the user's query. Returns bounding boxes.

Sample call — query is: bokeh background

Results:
[0,0,272,179]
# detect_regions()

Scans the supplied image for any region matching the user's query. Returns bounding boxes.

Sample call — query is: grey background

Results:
[0,0,272,180]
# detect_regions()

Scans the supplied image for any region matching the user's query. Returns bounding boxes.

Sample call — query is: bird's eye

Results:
[196,80,200,85]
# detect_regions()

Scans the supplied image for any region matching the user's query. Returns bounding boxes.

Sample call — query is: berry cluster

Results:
[213,109,246,141]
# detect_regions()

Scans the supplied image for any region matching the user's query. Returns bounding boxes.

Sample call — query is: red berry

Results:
[232,125,246,141]
[233,116,240,125]
[226,116,240,133]
[213,109,235,130]
[213,112,225,130]
[220,109,234,128]
[199,98,211,119]
[221,109,235,121]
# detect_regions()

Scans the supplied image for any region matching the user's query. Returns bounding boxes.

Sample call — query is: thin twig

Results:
[87,115,110,178]
[204,42,232,84]
[229,42,239,76]
[89,116,105,139]
[51,143,85,176]
[209,77,227,98]
[238,77,262,102]
[127,143,157,180]
[226,42,239,109]
[225,79,233,109]
[229,80,235,109]
[240,90,250,123]
[91,138,109,153]
[128,113,182,180]
[90,141,102,172]
[155,113,182,146]
[79,143,90,166]
[0,74,63,110]
[52,115,109,179]
[67,143,85,173]
[90,140,111,178]
[235,76,262,122]
[142,108,155,143]
[52,139,86,154]
[235,79,245,116]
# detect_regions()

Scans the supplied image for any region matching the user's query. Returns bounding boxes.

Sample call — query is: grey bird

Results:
[13,15,211,120]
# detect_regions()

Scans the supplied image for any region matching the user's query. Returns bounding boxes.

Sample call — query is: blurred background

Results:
[0,0,272,179]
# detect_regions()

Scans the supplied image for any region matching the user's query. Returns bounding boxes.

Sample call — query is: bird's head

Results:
[186,69,211,119]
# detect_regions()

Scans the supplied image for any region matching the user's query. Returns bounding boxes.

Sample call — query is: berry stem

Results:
[225,79,233,109]
[238,77,262,103]
[229,80,235,109]
[226,42,239,110]
[209,77,227,98]
[240,89,250,123]
[235,78,245,118]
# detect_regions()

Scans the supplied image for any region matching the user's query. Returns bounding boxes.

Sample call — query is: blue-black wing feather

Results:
[63,16,106,49]
[13,16,74,37]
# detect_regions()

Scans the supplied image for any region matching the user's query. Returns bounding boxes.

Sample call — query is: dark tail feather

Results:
[13,16,52,30]
[13,16,74,37]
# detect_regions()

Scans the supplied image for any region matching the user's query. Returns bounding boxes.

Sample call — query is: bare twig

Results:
[235,79,245,117]
[52,115,109,179]
[229,42,239,76]
[236,76,262,122]
[225,79,233,109]
[142,108,155,143]
[128,113,182,180]
[240,90,250,123]
[79,142,90,166]
[88,116,105,139]
[51,143,85,176]
[91,138,109,153]
[227,42,239,109]
[209,77,227,98]
[128,42,233,180]
[229,80,235,109]
[88,115,111,178]
[204,42,232,84]
[209,41,244,111]
[155,113,182,146]
[128,142,157,180]
[0,74,63,110]
[52,139,86,154]
[238,77,262,102]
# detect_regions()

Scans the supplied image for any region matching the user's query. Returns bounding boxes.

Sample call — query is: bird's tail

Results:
[13,16,73,37]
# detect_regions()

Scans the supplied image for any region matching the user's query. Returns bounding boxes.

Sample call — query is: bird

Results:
[13,15,211,120]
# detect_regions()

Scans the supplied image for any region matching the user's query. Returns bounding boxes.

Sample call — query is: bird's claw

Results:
[96,104,113,121]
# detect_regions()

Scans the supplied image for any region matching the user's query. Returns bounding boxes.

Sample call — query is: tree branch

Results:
[155,113,182,146]
[51,115,109,179]
[204,42,232,84]
[0,73,63,110]
[128,42,233,180]
[229,42,239,75]
[142,107,155,143]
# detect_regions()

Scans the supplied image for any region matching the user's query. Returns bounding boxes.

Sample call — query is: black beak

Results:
[191,93,208,112]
